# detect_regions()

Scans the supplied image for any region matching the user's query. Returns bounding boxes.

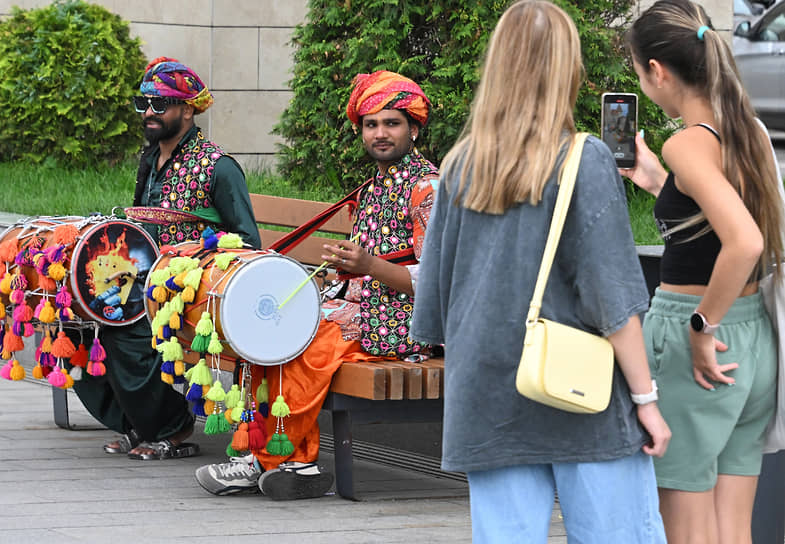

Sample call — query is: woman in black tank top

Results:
[626,1,785,543]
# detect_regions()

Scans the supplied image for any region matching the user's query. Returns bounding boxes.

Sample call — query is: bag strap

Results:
[526,132,589,326]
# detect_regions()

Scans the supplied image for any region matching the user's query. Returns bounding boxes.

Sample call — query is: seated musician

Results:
[195,70,439,499]
[82,57,261,460]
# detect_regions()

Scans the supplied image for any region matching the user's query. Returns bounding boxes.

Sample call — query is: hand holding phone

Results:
[601,93,637,168]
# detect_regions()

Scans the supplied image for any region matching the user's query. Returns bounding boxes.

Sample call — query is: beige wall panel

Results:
[212,0,307,27]
[208,90,292,155]
[0,0,49,14]
[97,0,212,26]
[259,27,296,90]
[130,22,212,83]
[212,27,259,90]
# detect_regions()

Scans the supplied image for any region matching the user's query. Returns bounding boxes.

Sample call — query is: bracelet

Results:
[631,379,658,405]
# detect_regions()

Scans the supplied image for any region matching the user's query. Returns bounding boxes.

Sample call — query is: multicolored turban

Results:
[346,70,431,127]
[140,56,214,114]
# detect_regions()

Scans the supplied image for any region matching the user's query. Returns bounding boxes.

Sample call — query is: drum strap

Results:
[267,180,371,255]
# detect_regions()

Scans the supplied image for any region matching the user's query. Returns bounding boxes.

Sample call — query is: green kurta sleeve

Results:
[210,156,262,249]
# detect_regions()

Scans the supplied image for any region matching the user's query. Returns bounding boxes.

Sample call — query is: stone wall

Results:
[1,1,731,171]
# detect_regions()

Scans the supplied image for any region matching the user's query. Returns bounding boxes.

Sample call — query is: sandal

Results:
[103,429,141,454]
[127,440,200,461]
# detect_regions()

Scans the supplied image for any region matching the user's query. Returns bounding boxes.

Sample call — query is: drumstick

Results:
[277,231,362,310]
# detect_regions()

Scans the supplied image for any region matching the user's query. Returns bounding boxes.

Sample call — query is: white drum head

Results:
[220,254,321,365]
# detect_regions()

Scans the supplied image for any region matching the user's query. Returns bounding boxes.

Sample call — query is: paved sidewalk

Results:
[0,377,568,543]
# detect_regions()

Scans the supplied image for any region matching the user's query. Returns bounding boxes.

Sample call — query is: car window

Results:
[760,12,785,40]
[735,0,753,16]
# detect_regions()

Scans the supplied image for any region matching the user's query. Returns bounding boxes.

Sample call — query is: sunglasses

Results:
[133,96,186,114]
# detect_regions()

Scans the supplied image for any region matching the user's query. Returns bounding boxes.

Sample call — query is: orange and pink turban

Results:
[140,56,214,114]
[346,71,431,127]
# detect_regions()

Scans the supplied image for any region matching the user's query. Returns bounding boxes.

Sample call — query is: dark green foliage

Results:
[274,0,673,192]
[0,0,146,167]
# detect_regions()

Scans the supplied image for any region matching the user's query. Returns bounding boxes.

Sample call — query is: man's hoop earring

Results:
[411,135,416,142]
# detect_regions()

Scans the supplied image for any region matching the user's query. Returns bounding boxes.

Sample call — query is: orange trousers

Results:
[249,320,390,471]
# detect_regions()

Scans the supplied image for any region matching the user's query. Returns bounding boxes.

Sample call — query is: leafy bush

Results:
[274,0,673,193]
[0,0,146,167]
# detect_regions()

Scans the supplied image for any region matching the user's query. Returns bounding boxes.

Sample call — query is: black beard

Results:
[143,116,182,144]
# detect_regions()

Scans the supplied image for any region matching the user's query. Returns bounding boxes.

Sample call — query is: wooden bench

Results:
[50,194,445,501]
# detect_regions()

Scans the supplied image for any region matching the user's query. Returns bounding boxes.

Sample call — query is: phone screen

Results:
[601,93,637,168]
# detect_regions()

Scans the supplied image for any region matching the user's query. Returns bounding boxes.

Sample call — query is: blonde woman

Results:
[624,1,784,542]
[411,1,670,542]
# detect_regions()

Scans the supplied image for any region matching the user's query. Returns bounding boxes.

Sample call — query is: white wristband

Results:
[631,379,658,405]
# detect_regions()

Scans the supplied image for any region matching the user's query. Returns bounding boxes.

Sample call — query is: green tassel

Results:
[217,413,232,433]
[266,433,282,456]
[217,233,243,249]
[226,443,240,457]
[214,253,236,270]
[207,331,223,354]
[271,395,290,418]
[169,294,184,314]
[184,364,194,382]
[256,378,268,404]
[204,413,221,435]
[190,334,210,353]
[162,337,184,362]
[225,384,241,409]
[205,379,226,401]
[195,311,213,336]
[192,358,213,385]
[279,433,294,456]
[184,267,204,289]
[231,399,246,422]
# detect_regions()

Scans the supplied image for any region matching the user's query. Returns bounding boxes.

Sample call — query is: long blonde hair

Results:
[441,0,584,214]
[628,0,784,275]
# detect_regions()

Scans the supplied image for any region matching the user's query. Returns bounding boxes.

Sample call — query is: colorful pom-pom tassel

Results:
[266,433,282,456]
[70,343,89,368]
[38,300,56,323]
[9,359,25,381]
[0,360,13,380]
[205,380,226,402]
[89,338,106,362]
[51,331,76,359]
[248,419,267,450]
[87,360,106,377]
[256,378,268,404]
[32,364,44,380]
[231,422,249,451]
[278,433,294,456]
[271,395,291,418]
[207,331,223,354]
[185,383,204,402]
[70,366,83,381]
[52,224,79,245]
[47,367,66,387]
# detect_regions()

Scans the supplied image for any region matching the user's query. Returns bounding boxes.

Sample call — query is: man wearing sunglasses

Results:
[78,57,261,462]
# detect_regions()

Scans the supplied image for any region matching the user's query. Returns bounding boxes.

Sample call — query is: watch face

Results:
[690,312,704,332]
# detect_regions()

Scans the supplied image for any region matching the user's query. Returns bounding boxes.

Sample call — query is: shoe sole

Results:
[259,470,335,500]
[194,468,259,496]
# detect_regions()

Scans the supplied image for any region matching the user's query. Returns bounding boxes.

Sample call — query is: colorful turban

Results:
[346,70,431,127]
[139,56,214,114]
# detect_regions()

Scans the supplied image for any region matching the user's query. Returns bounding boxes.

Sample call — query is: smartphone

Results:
[601,92,638,168]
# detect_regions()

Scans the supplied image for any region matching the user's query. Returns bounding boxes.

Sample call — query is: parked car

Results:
[735,0,766,27]
[733,0,785,130]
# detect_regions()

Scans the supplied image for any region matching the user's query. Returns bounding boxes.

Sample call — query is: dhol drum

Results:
[145,243,321,365]
[0,216,159,326]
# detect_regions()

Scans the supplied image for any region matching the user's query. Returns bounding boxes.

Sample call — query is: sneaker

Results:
[194,454,262,496]
[258,461,335,500]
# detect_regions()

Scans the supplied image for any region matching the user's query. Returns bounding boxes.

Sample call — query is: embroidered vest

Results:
[351,149,437,357]
[156,131,225,245]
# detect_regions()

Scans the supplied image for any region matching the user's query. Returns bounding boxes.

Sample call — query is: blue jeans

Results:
[466,451,666,543]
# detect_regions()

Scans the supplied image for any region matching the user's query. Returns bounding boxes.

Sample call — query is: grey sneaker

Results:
[258,461,334,500]
[194,454,262,496]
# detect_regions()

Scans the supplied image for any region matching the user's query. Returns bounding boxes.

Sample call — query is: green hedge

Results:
[274,0,672,193]
[0,0,146,167]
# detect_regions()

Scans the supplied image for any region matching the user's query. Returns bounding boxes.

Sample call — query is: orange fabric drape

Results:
[249,319,392,470]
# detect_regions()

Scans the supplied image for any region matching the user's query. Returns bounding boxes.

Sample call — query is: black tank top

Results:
[653,123,722,285]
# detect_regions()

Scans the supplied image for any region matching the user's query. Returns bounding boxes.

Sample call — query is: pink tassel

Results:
[0,360,12,380]
[55,287,72,309]
[47,368,66,387]
[44,245,65,263]
[9,289,25,305]
[87,361,106,376]
[13,302,33,323]
[23,323,34,337]
[33,299,46,319]
[90,339,106,362]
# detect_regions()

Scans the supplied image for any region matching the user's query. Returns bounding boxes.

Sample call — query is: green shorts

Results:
[643,288,776,492]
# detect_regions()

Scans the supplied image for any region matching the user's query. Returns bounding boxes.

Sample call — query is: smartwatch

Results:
[690,311,719,335]
[631,380,658,405]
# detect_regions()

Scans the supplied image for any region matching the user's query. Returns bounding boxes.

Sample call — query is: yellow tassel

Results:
[38,301,56,323]
[174,360,185,376]
[203,399,215,415]
[161,372,174,385]
[47,262,66,281]
[9,360,25,381]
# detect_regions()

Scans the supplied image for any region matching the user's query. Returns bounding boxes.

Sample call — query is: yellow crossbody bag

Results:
[515,133,614,414]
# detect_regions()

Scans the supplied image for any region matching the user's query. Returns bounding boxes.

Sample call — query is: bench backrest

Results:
[250,194,353,268]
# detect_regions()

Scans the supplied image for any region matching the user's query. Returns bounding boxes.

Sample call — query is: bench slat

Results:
[251,194,354,235]
[330,361,387,400]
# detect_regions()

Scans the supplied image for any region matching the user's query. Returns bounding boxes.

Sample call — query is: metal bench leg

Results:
[52,386,72,429]
[331,409,356,500]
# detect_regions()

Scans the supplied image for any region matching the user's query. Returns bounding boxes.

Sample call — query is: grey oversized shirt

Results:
[411,136,650,473]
